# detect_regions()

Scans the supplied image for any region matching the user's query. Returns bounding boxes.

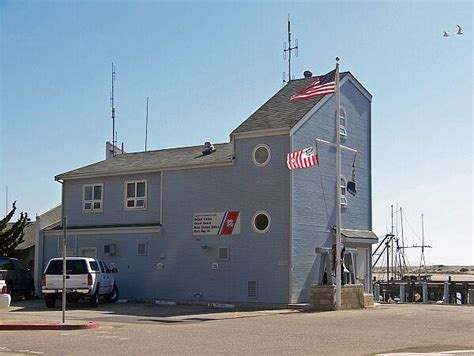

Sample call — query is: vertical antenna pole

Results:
[111,62,116,157]
[287,14,291,82]
[145,97,149,152]
[282,14,299,84]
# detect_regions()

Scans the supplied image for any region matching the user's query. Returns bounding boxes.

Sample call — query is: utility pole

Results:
[62,216,67,324]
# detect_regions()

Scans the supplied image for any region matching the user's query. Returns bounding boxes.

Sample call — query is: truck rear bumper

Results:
[42,288,91,294]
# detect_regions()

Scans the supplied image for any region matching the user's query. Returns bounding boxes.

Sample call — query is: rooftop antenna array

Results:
[282,14,299,85]
[110,62,117,157]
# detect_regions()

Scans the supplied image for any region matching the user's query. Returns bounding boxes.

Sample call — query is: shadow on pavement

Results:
[8,299,274,320]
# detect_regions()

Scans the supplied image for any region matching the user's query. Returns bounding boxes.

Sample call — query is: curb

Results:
[0,322,99,331]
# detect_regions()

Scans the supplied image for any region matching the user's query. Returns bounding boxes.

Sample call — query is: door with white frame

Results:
[356,247,369,292]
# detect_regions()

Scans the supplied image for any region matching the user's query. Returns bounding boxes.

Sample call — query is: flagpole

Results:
[335,57,342,310]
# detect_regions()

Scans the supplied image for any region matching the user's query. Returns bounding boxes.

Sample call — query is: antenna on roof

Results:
[282,14,299,85]
[144,97,149,152]
[5,185,8,215]
[110,62,117,157]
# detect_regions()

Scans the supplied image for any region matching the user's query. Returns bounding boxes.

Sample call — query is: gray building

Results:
[37,71,376,304]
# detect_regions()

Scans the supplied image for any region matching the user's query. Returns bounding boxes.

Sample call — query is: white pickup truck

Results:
[0,270,11,309]
[42,257,119,308]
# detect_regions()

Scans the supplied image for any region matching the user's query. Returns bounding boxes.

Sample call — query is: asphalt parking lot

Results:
[1,300,473,355]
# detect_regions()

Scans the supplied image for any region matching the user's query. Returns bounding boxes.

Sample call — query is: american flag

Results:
[287,146,319,170]
[290,69,336,100]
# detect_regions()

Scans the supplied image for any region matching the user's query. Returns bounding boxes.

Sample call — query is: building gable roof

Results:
[56,71,370,180]
[56,143,233,180]
[231,72,349,135]
[15,205,62,250]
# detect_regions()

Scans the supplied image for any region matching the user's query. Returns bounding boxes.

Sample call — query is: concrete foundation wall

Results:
[309,284,364,311]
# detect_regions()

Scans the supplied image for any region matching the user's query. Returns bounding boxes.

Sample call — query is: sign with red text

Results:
[193,211,240,235]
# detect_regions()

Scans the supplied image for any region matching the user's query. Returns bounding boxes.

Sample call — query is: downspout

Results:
[55,178,65,256]
[55,178,65,231]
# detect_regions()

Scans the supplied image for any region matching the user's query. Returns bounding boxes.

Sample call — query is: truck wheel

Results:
[105,285,119,303]
[24,283,35,300]
[45,296,56,308]
[90,286,100,308]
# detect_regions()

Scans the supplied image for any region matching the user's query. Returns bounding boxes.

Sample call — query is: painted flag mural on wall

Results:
[290,69,336,100]
[287,146,319,170]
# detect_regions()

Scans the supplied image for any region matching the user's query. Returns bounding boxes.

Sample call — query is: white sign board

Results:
[193,211,240,235]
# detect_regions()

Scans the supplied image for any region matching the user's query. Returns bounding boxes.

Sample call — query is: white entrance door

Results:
[79,247,97,258]
[356,248,369,291]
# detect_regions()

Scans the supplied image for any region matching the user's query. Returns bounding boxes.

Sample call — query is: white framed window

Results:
[252,210,271,234]
[340,176,348,207]
[137,243,147,256]
[79,247,97,258]
[125,180,147,210]
[252,144,271,167]
[82,183,103,212]
[339,107,347,137]
[218,247,229,261]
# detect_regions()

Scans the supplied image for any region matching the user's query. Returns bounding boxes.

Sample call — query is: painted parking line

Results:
[377,351,474,356]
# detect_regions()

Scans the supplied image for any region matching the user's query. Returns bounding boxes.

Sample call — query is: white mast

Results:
[334,57,342,310]
[315,58,357,310]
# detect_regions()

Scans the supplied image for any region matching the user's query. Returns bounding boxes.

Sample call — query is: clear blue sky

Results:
[1,1,472,265]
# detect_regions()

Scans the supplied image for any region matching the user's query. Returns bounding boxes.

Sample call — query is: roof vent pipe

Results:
[202,142,216,155]
[303,70,313,78]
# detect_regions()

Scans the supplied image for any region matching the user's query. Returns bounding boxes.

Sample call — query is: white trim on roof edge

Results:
[290,74,372,136]
[43,225,161,236]
[231,127,290,140]
[55,161,234,181]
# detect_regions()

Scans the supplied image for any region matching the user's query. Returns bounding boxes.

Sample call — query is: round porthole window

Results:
[252,210,271,234]
[252,144,271,167]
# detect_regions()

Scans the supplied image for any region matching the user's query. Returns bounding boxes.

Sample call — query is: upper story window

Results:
[340,176,348,207]
[125,180,147,210]
[339,107,347,138]
[252,144,271,167]
[83,183,103,212]
[252,210,271,234]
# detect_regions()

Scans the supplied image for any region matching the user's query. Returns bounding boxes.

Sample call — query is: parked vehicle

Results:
[42,257,119,308]
[0,257,35,299]
[0,270,11,308]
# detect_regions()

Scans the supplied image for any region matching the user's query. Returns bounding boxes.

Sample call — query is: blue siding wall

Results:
[46,135,290,303]
[63,172,161,227]
[291,79,372,302]
[155,135,290,303]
